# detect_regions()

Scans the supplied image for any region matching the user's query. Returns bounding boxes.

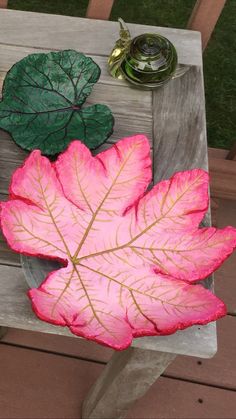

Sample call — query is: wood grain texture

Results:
[0,10,202,66]
[0,44,146,88]
[0,236,20,266]
[153,65,207,182]
[82,348,176,419]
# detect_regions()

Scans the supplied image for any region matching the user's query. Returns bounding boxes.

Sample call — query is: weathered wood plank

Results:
[82,349,176,419]
[88,84,152,119]
[0,44,140,88]
[153,66,207,182]
[0,239,20,266]
[0,10,202,66]
[0,159,22,195]
[0,130,28,163]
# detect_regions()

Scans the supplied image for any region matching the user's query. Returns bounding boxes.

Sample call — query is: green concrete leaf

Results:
[0,50,114,155]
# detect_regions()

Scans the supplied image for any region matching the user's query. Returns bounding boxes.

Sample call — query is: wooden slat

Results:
[0,130,27,163]
[0,10,202,66]
[153,66,207,181]
[208,146,228,160]
[86,0,114,20]
[0,0,8,8]
[187,0,227,50]
[1,344,236,419]
[209,157,236,200]
[0,237,20,266]
[0,159,22,195]
[0,44,140,88]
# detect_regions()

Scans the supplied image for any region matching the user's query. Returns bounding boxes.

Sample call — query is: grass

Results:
[7,0,236,150]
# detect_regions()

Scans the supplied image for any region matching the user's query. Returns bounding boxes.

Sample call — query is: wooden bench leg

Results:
[0,326,7,339]
[82,347,176,419]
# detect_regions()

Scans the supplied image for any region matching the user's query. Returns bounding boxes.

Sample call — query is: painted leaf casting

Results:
[1,135,236,350]
[0,50,114,155]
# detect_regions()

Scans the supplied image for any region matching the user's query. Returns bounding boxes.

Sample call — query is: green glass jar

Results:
[120,33,178,87]
[108,19,189,89]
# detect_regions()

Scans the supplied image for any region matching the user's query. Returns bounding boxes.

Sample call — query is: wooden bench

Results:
[0,2,234,418]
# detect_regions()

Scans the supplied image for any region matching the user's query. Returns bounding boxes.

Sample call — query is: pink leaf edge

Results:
[1,134,236,350]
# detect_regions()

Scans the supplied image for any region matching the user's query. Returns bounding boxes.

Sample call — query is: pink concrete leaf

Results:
[1,134,236,350]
